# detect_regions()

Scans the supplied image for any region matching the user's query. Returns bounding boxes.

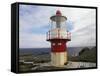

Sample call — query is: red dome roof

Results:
[56,10,62,16]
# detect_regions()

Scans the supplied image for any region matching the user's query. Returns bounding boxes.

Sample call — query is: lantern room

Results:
[50,10,67,30]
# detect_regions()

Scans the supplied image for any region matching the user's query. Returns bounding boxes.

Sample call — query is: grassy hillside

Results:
[68,47,97,62]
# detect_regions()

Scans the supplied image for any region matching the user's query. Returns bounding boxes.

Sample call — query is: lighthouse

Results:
[46,10,71,67]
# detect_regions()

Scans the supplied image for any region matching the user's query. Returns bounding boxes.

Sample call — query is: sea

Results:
[19,46,93,56]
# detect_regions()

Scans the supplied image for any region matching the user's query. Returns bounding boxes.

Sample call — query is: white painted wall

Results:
[51,52,67,66]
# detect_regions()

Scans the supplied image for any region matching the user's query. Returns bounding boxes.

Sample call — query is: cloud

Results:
[19,33,50,48]
[19,4,96,48]
[68,9,96,47]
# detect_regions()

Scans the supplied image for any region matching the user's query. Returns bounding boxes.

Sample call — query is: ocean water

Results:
[19,46,93,56]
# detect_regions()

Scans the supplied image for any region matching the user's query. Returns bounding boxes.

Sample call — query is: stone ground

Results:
[31,61,96,70]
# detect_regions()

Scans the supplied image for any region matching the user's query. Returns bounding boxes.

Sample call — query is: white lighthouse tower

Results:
[46,10,71,67]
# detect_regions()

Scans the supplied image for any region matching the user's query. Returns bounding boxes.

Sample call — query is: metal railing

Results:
[46,31,71,40]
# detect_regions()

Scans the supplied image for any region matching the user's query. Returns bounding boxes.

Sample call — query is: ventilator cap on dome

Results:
[56,10,62,16]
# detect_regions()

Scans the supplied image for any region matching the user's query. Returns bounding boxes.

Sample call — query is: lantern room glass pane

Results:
[50,21,66,30]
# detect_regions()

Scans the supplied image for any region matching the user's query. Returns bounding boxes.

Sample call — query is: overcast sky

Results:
[19,4,96,48]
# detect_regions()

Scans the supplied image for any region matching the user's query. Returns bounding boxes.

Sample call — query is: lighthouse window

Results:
[52,43,55,46]
[58,43,62,45]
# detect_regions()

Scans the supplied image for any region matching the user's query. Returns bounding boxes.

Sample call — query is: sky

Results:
[19,4,96,48]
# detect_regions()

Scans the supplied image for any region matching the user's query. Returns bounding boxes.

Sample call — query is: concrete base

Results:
[51,51,67,67]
